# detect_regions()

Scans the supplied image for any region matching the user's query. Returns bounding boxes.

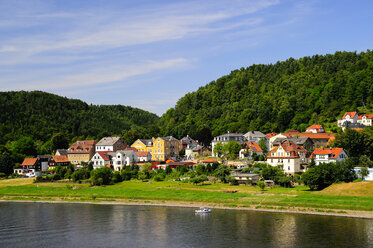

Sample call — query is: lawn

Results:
[0,179,372,213]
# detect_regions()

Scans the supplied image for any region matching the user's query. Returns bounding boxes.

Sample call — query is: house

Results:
[90,151,112,169]
[110,150,138,171]
[152,136,180,161]
[37,155,51,172]
[185,144,210,160]
[180,135,198,150]
[135,151,152,162]
[49,155,70,169]
[231,172,259,185]
[297,133,335,148]
[268,133,287,150]
[354,167,373,181]
[95,137,126,152]
[357,114,373,127]
[309,148,348,165]
[67,140,96,165]
[14,158,41,175]
[244,131,267,143]
[239,142,263,159]
[131,139,154,156]
[55,149,68,156]
[211,132,247,156]
[305,124,325,133]
[272,137,314,153]
[266,132,277,139]
[267,140,309,174]
[338,112,359,127]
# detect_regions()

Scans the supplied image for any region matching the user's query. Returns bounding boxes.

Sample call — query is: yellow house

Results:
[131,136,180,161]
[131,139,154,153]
[67,140,96,165]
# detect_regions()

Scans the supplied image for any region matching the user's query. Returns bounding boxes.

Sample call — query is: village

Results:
[13,111,373,183]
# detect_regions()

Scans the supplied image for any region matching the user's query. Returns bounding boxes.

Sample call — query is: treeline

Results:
[0,91,160,146]
[159,50,373,138]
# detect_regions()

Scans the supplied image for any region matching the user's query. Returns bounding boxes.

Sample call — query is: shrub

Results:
[153,175,164,182]
[111,171,123,183]
[90,167,113,186]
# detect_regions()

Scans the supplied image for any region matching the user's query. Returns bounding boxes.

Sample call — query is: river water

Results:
[0,202,372,248]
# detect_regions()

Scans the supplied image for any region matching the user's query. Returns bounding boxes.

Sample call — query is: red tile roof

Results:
[266,132,277,139]
[125,147,138,152]
[52,155,69,163]
[243,142,263,152]
[310,148,344,159]
[202,158,217,163]
[342,112,358,119]
[68,140,96,154]
[297,133,335,140]
[136,151,149,157]
[357,114,373,120]
[97,151,111,161]
[21,158,38,166]
[267,140,307,158]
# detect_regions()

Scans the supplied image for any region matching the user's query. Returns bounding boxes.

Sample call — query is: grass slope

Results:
[1,179,373,215]
[319,181,373,197]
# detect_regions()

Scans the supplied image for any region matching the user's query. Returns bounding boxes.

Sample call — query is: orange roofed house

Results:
[337,112,359,127]
[49,155,70,169]
[310,148,348,165]
[267,140,309,174]
[357,114,373,127]
[305,124,325,133]
[68,140,96,165]
[239,142,263,159]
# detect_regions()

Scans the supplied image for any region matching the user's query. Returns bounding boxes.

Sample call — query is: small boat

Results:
[195,207,211,214]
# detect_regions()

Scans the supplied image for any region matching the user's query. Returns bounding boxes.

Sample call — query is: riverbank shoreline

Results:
[1,198,373,219]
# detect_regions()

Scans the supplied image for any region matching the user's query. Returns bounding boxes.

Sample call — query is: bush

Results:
[71,169,90,182]
[353,178,363,182]
[111,171,123,183]
[153,175,164,182]
[258,181,265,191]
[90,167,113,186]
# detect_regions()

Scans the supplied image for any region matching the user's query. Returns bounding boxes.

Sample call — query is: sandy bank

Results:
[1,198,372,219]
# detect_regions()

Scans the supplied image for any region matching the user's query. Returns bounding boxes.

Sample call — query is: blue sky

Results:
[0,0,372,115]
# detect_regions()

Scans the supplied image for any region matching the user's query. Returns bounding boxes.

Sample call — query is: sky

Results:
[0,0,372,116]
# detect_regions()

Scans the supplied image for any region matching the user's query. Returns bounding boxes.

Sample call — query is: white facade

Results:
[96,137,126,152]
[111,150,137,171]
[90,152,111,169]
[357,115,373,127]
[211,132,246,157]
[313,150,348,165]
[337,112,358,127]
[96,145,114,152]
[354,167,373,181]
[136,152,152,162]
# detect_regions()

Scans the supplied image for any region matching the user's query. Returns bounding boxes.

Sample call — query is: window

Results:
[288,159,290,163]
[288,166,290,170]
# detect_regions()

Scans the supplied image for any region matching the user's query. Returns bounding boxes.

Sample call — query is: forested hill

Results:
[0,91,159,145]
[159,50,373,138]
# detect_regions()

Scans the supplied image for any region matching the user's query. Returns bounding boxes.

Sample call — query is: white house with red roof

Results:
[267,140,309,174]
[337,112,359,127]
[309,148,348,165]
[136,151,152,162]
[357,114,373,127]
[239,142,263,159]
[90,151,112,169]
[305,124,325,133]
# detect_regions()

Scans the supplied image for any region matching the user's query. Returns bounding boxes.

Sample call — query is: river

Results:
[0,202,372,247]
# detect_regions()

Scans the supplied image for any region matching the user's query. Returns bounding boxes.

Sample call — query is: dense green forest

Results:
[159,50,373,138]
[0,91,160,147]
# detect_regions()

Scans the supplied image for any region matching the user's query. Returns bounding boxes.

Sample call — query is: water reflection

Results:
[0,202,372,248]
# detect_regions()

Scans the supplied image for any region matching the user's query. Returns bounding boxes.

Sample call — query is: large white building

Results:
[110,150,137,171]
[211,132,247,157]
[95,137,126,152]
[337,112,359,127]
[267,140,309,174]
[90,151,112,169]
[309,148,348,165]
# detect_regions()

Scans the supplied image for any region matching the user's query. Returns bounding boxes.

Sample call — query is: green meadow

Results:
[1,179,373,213]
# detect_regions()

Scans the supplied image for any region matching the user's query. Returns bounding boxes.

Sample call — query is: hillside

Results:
[159,50,373,138]
[0,91,160,146]
[319,181,373,197]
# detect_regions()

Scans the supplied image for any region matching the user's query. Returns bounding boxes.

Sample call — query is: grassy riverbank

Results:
[1,179,373,217]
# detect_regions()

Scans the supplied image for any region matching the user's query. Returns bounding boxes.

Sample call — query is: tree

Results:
[195,164,206,175]
[213,165,231,183]
[309,158,316,168]
[258,181,265,191]
[359,167,369,180]
[90,167,113,185]
[213,142,223,157]
[222,141,241,160]
[258,138,268,157]
[0,151,15,175]
[9,136,36,157]
[51,133,69,153]
[195,127,213,147]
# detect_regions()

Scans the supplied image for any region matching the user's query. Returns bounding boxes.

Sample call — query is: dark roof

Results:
[139,139,154,146]
[96,137,124,146]
[159,136,179,141]
[56,149,68,156]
